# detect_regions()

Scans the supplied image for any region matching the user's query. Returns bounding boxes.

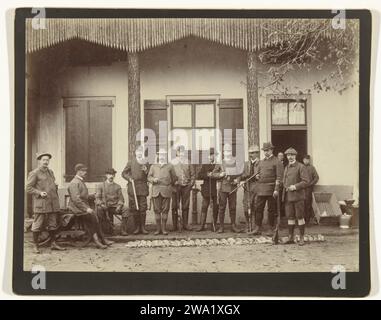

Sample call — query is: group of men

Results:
[26,141,319,253]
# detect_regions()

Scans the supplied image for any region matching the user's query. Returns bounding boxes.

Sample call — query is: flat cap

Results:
[262,142,274,150]
[248,145,260,153]
[74,163,88,172]
[284,148,298,155]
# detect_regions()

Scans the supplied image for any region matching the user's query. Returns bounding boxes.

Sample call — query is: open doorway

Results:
[272,130,307,163]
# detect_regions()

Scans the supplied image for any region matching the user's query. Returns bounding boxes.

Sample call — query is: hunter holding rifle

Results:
[148,148,178,235]
[171,145,195,231]
[283,148,309,246]
[122,146,150,235]
[250,142,284,236]
[196,148,219,232]
[241,145,260,233]
[213,143,242,233]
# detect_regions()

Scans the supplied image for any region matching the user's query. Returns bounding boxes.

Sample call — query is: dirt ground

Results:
[23,228,359,272]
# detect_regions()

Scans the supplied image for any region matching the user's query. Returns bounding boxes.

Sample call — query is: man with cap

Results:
[68,164,113,249]
[241,145,260,232]
[213,143,242,233]
[96,168,129,235]
[26,152,65,253]
[196,148,219,232]
[170,145,195,231]
[283,148,309,245]
[251,142,284,236]
[302,154,319,224]
[148,148,178,235]
[122,146,150,235]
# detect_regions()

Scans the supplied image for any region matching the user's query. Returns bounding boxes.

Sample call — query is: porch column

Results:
[127,52,141,159]
[247,51,260,147]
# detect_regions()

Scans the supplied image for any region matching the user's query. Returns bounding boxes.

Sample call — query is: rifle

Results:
[130,179,139,211]
[209,175,216,232]
[228,172,259,195]
[177,185,183,232]
[272,193,281,245]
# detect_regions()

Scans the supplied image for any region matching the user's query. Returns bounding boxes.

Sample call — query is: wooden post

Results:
[127,52,141,159]
[247,51,260,147]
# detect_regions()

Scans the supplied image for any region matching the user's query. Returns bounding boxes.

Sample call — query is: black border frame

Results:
[13,8,371,296]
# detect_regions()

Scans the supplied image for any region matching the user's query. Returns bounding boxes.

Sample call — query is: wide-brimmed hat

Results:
[248,145,260,153]
[209,147,218,155]
[157,148,168,154]
[74,163,88,172]
[176,145,186,152]
[36,152,52,160]
[105,168,117,175]
[223,144,233,152]
[284,147,298,155]
[262,142,274,151]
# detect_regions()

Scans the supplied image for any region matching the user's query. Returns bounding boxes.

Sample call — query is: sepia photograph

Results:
[12,8,371,296]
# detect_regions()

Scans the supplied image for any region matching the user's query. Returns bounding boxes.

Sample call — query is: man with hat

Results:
[96,168,129,235]
[148,148,178,235]
[122,146,150,235]
[196,147,219,231]
[251,142,284,236]
[26,152,65,253]
[241,145,260,232]
[283,148,309,245]
[170,145,195,231]
[213,143,242,233]
[302,154,319,224]
[68,164,113,249]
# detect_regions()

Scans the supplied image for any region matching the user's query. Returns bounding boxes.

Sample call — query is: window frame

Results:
[271,98,307,129]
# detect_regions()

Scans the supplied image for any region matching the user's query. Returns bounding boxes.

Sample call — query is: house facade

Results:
[25,18,359,222]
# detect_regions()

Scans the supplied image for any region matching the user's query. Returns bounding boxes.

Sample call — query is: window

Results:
[171,101,216,152]
[64,98,113,182]
[271,99,306,126]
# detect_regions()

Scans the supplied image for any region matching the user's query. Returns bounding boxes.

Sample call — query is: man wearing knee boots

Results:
[122,146,150,235]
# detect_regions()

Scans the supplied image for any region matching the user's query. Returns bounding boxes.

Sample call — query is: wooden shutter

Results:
[88,100,113,181]
[219,99,244,156]
[64,99,113,182]
[64,99,89,182]
[144,100,167,152]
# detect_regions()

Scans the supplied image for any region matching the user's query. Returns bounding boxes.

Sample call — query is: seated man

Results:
[68,163,113,249]
[95,168,129,236]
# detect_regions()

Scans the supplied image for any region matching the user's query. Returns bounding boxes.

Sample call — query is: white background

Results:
[0,0,379,300]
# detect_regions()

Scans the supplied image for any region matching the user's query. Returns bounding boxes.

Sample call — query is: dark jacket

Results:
[304,164,319,188]
[121,158,150,196]
[198,163,218,198]
[67,176,91,215]
[171,157,195,187]
[257,155,284,196]
[282,161,309,202]
[26,167,60,213]
[148,163,178,198]
[95,181,125,208]
[213,159,242,193]
[241,159,259,194]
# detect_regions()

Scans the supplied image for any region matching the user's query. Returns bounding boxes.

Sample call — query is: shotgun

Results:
[130,179,139,211]
[209,175,216,232]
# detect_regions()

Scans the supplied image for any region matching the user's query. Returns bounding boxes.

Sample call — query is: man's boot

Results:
[172,210,178,231]
[230,213,242,233]
[285,225,295,244]
[217,213,225,233]
[182,210,192,231]
[120,217,128,236]
[154,214,162,235]
[248,224,261,235]
[133,214,141,235]
[162,213,169,235]
[298,224,305,246]
[93,233,107,249]
[140,212,149,234]
[32,232,41,254]
[49,231,66,251]
[244,211,250,232]
[196,209,207,232]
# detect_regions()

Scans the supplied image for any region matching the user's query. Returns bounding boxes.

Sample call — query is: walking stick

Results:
[272,193,281,245]
[131,179,139,211]
[248,187,252,233]
[177,185,183,232]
